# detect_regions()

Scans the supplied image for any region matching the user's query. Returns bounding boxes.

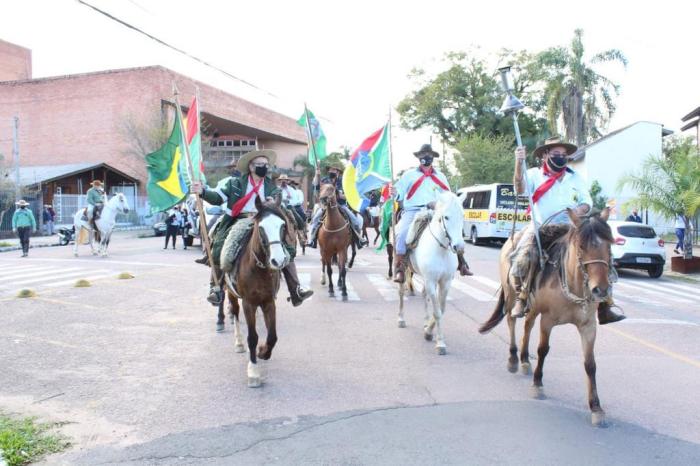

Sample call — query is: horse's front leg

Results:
[257,301,278,361]
[327,262,334,297]
[387,243,394,279]
[374,226,380,245]
[229,294,245,352]
[339,251,348,301]
[243,301,261,388]
[531,317,553,400]
[89,230,98,255]
[73,227,80,257]
[348,241,356,269]
[579,319,606,426]
[423,281,436,343]
[520,312,537,375]
[320,259,326,286]
[433,278,450,355]
[216,293,226,333]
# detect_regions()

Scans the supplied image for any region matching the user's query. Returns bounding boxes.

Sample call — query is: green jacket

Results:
[202,175,280,217]
[12,208,37,230]
[87,187,105,206]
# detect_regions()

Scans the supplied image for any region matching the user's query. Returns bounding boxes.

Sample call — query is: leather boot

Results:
[194,254,210,266]
[283,262,314,306]
[597,301,626,325]
[393,254,406,284]
[206,267,223,306]
[510,276,526,318]
[457,252,474,276]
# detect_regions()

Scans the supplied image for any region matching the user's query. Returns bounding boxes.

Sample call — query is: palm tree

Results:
[539,29,627,146]
[618,138,700,260]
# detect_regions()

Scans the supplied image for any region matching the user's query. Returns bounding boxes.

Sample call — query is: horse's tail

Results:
[478,288,506,334]
[78,227,89,245]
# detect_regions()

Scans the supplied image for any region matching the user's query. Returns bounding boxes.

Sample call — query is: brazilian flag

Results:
[146,111,188,213]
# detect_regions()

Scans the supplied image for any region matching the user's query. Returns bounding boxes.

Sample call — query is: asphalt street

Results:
[1,233,699,465]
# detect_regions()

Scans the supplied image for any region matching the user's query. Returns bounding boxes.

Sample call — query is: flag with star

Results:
[146,111,188,213]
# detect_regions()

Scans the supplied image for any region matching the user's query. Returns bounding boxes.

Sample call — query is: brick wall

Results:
[0,39,31,82]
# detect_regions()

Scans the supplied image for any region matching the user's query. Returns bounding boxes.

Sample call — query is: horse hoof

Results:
[507,360,518,373]
[321,277,326,286]
[329,291,335,297]
[530,385,546,400]
[234,344,246,353]
[248,377,262,388]
[436,346,447,355]
[397,320,406,328]
[73,253,78,257]
[216,323,225,332]
[423,332,433,342]
[591,411,608,428]
[521,362,532,375]
[342,295,348,302]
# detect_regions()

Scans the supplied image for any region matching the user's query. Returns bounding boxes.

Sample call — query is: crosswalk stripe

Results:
[617,281,694,304]
[44,273,116,288]
[0,267,80,281]
[629,280,698,300]
[11,270,111,286]
[333,279,360,301]
[450,280,496,302]
[367,273,400,301]
[469,275,500,290]
[298,273,313,301]
[661,281,700,295]
[0,265,42,276]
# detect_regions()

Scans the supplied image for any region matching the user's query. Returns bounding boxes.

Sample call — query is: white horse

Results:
[72,193,130,257]
[398,191,466,355]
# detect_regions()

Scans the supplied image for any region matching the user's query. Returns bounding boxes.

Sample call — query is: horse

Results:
[318,184,352,300]
[479,208,613,426]
[361,206,381,246]
[221,195,292,388]
[72,193,130,257]
[397,191,466,355]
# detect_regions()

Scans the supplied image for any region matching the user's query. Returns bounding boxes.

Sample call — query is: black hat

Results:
[413,144,440,158]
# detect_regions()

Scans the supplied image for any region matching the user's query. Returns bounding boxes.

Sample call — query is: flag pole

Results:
[172,83,218,283]
[388,106,396,249]
[303,103,320,171]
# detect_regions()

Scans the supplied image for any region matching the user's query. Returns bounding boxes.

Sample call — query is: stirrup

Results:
[206,289,222,306]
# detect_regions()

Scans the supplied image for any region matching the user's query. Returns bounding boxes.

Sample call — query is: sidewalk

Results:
[0,227,151,253]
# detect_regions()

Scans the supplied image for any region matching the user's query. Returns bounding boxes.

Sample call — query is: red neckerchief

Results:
[527,164,566,213]
[231,176,264,217]
[406,167,449,200]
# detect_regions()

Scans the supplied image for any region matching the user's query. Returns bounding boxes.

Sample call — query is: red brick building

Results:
[0,39,308,204]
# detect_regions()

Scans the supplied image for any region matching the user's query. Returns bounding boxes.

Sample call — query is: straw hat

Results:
[237,150,277,175]
[533,136,578,159]
[16,199,29,206]
[278,174,290,181]
[91,180,103,187]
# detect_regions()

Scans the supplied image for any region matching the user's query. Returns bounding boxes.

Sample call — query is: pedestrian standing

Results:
[673,215,686,255]
[12,200,37,257]
[625,208,642,223]
[163,209,179,249]
[181,206,190,250]
[48,205,56,234]
[42,205,52,235]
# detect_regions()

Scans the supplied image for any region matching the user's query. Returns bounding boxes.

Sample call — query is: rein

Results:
[557,243,610,308]
[251,213,287,270]
[321,195,349,233]
[428,215,454,252]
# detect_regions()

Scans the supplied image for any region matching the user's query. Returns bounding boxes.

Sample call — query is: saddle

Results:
[405,210,433,252]
[82,204,104,229]
[220,218,255,297]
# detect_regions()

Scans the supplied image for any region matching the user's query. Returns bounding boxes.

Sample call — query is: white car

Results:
[609,221,666,278]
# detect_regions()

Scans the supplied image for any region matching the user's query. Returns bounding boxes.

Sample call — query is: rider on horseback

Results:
[510,137,625,324]
[83,180,105,226]
[393,144,473,283]
[306,162,367,250]
[278,174,306,231]
[190,150,313,307]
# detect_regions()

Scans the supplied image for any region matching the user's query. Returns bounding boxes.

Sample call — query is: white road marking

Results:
[661,281,700,295]
[298,273,313,302]
[619,318,699,327]
[450,280,496,302]
[11,269,111,286]
[367,273,400,301]
[0,265,45,276]
[333,279,360,302]
[625,280,698,301]
[617,281,694,304]
[0,267,81,281]
[468,275,501,290]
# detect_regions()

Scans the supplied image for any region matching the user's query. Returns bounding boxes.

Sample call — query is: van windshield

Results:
[496,184,529,210]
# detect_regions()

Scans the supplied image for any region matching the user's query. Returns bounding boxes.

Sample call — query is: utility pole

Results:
[12,116,20,200]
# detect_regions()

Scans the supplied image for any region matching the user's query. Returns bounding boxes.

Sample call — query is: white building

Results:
[569,121,674,233]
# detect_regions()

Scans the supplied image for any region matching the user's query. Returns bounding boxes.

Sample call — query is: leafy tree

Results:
[618,136,700,259]
[120,108,170,159]
[538,29,627,146]
[452,134,519,188]
[589,180,608,210]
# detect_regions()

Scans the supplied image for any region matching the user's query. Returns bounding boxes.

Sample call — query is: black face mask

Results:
[420,156,433,167]
[546,155,567,172]
[20,206,26,209]
[254,166,268,178]
[329,172,338,179]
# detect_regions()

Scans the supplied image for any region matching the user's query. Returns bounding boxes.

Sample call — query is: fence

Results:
[0,189,42,235]
[52,193,153,227]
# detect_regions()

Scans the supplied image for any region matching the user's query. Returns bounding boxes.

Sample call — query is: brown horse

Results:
[362,207,381,245]
[479,208,614,426]
[318,184,352,300]
[221,195,293,388]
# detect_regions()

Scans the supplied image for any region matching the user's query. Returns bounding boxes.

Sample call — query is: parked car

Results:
[609,221,666,278]
[153,221,167,237]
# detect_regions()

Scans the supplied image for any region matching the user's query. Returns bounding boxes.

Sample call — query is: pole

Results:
[12,116,20,200]
[388,107,396,249]
[303,103,320,171]
[172,83,218,283]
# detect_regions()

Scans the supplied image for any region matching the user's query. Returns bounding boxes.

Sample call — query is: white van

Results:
[457,183,530,244]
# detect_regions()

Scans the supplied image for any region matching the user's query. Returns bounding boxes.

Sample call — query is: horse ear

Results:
[566,208,583,228]
[600,207,610,222]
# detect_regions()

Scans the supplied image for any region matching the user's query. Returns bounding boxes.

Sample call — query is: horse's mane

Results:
[254,199,286,222]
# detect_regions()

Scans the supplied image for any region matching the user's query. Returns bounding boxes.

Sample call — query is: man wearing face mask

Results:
[306,162,366,250]
[190,150,313,307]
[393,144,473,283]
[510,137,625,324]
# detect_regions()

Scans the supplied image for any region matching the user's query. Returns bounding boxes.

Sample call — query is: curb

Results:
[0,226,152,254]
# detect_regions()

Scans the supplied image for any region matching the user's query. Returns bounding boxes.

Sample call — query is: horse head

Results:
[433,191,466,254]
[319,184,336,207]
[566,207,613,301]
[253,195,289,270]
[109,192,130,214]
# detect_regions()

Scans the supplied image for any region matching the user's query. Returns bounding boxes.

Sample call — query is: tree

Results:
[589,180,608,210]
[0,154,15,230]
[618,137,700,259]
[452,134,517,188]
[397,51,547,146]
[120,108,171,159]
[538,29,627,146]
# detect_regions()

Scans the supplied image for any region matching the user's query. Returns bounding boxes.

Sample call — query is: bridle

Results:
[251,212,288,269]
[428,213,456,252]
[558,240,611,307]
[320,190,349,233]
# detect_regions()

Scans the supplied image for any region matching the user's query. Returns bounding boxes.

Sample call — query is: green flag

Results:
[297,108,327,165]
[146,112,187,214]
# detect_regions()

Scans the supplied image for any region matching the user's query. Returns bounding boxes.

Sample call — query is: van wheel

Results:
[647,265,663,278]
[470,227,479,245]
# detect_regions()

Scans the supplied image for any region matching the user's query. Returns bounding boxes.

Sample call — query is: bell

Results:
[500,94,525,114]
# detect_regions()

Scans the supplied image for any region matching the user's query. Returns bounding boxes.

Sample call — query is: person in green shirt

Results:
[12,199,37,257]
[190,149,313,307]
[84,180,105,223]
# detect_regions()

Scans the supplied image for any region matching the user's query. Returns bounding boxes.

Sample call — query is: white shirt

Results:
[395,167,450,210]
[524,167,592,225]
[674,216,686,229]
[280,185,294,205]
[292,187,305,206]
[242,177,265,213]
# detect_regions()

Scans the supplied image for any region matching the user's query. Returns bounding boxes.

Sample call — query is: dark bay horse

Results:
[362,206,381,246]
[221,195,292,388]
[479,208,614,426]
[318,184,352,300]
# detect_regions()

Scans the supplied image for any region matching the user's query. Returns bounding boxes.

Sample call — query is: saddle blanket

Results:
[406,210,433,251]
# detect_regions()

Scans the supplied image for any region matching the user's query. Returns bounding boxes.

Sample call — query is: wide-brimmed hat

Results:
[413,144,440,158]
[533,137,578,159]
[278,174,290,181]
[91,180,103,187]
[238,149,277,175]
[325,160,345,172]
[16,199,29,206]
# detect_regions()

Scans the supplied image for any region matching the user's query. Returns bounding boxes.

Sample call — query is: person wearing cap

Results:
[392,144,472,283]
[84,180,106,223]
[12,200,36,257]
[510,137,624,324]
[191,149,313,307]
[306,161,366,250]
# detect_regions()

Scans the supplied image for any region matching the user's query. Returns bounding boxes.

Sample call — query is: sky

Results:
[2,0,698,173]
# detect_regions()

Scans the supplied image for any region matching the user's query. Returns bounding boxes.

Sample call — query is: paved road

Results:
[1,235,699,465]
